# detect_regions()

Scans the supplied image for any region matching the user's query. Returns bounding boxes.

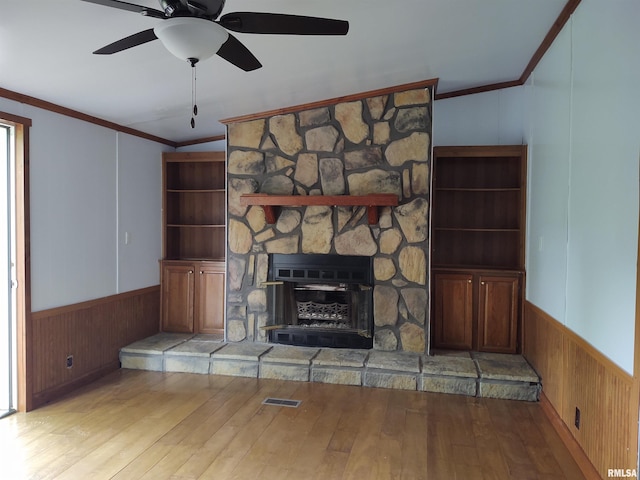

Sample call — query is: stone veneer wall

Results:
[224,84,432,353]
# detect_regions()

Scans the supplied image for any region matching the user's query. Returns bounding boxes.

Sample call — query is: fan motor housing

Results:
[161,0,226,18]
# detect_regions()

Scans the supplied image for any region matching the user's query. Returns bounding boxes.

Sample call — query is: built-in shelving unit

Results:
[431,145,527,354]
[163,152,226,261]
[161,151,226,335]
[431,146,526,270]
[240,193,399,224]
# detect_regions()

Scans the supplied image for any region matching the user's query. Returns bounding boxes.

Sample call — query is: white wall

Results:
[557,0,639,373]
[434,0,640,374]
[433,86,525,146]
[0,97,169,311]
[117,133,164,293]
[523,25,572,325]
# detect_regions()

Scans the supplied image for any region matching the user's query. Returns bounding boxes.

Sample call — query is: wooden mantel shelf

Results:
[240,193,399,225]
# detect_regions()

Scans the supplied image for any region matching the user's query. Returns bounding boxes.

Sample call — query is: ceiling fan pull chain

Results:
[189,57,198,128]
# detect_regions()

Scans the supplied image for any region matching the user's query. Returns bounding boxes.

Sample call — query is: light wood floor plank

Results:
[285,384,352,478]
[0,369,587,480]
[110,443,175,480]
[341,387,390,479]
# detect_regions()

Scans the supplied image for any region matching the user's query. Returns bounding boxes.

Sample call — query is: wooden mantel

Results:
[240,193,399,225]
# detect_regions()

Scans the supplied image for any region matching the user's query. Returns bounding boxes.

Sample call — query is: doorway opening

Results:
[0,122,16,417]
[0,111,29,414]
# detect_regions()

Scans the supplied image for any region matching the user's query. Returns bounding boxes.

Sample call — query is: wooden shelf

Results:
[163,151,226,261]
[240,193,399,224]
[431,145,526,269]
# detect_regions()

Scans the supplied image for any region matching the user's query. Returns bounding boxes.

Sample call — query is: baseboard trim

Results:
[31,361,120,409]
[539,392,601,480]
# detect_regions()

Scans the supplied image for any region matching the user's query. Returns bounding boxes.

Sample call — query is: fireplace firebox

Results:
[266,254,373,349]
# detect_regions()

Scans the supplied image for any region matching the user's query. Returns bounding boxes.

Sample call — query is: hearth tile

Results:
[364,371,417,390]
[421,356,478,378]
[312,348,368,368]
[121,333,194,355]
[166,340,226,357]
[119,352,164,372]
[165,356,211,375]
[311,367,362,386]
[192,333,225,342]
[478,380,541,401]
[473,355,539,383]
[210,359,259,378]
[211,343,272,361]
[419,375,477,396]
[260,363,310,382]
[261,345,320,365]
[210,343,272,378]
[366,351,420,373]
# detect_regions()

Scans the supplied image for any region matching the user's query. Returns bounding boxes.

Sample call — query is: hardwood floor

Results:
[0,369,586,479]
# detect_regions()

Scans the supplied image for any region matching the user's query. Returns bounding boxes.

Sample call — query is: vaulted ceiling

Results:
[1,0,570,144]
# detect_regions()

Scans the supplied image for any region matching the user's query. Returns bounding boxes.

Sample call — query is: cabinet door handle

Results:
[200,271,204,274]
[481,281,485,285]
[468,279,472,283]
[189,270,193,274]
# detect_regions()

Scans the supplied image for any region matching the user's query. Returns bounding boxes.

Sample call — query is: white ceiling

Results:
[1,0,567,143]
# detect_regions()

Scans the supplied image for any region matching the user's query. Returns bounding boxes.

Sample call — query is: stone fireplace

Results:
[223,80,434,353]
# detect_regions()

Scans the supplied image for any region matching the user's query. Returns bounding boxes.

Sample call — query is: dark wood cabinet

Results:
[161,152,226,334]
[432,270,521,353]
[161,260,225,334]
[195,262,225,334]
[477,273,519,353]
[161,261,195,333]
[430,146,526,353]
[432,272,473,350]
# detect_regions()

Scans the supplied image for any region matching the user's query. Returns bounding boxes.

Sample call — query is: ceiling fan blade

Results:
[94,29,159,55]
[216,34,262,71]
[219,12,349,35]
[81,0,166,19]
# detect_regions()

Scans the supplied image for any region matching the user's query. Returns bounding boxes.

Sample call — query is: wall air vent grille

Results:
[262,397,301,408]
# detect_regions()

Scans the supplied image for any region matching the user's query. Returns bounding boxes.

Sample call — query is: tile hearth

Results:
[120,333,541,401]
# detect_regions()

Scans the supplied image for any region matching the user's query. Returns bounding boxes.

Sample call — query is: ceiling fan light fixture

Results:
[154,17,229,63]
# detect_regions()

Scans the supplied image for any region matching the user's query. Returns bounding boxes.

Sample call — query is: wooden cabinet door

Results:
[161,263,195,333]
[477,274,519,353]
[195,262,225,335]
[432,273,474,350]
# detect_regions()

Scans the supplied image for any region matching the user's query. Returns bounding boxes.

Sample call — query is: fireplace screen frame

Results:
[266,254,374,349]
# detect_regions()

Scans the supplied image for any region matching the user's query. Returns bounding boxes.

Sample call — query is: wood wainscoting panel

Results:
[29,286,160,409]
[564,337,637,476]
[523,302,565,413]
[524,301,639,478]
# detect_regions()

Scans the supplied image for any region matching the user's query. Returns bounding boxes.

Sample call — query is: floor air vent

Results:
[262,397,301,408]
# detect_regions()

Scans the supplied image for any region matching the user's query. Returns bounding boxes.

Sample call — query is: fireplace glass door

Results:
[266,254,373,349]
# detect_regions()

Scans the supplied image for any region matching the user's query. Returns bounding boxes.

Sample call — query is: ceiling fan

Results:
[81,0,350,71]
